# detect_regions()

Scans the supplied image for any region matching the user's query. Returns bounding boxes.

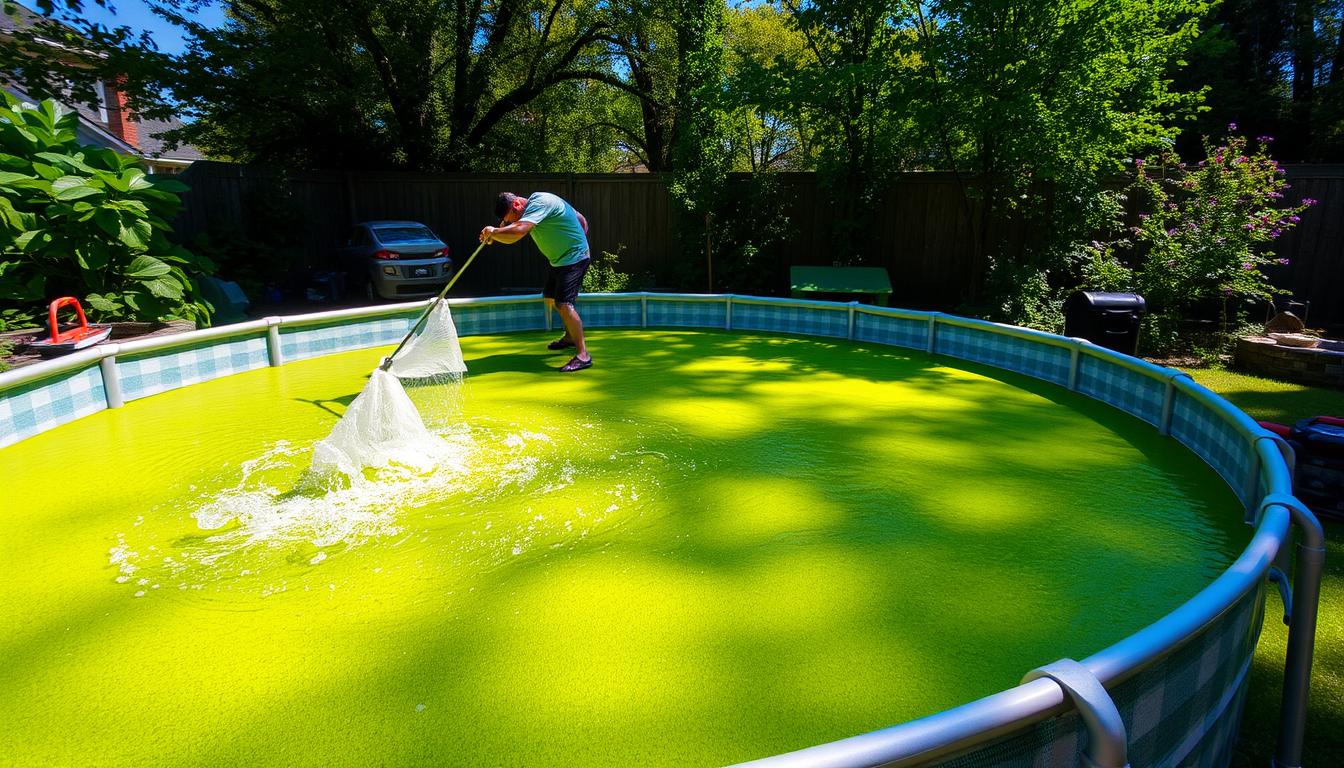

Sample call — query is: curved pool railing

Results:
[0,293,1322,768]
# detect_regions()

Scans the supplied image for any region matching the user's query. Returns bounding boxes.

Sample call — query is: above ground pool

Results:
[0,296,1319,768]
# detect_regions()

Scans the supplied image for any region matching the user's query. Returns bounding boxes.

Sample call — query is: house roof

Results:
[0,3,47,35]
[133,115,206,162]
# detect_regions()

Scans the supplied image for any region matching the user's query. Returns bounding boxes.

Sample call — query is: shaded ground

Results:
[1185,367,1344,768]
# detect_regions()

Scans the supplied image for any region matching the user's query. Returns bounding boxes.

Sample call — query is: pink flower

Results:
[1228,122,1238,131]
[1241,263,1254,270]
[1277,258,1290,265]
[1303,198,1319,206]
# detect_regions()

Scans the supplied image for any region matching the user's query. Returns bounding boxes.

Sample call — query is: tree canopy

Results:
[5,0,1339,321]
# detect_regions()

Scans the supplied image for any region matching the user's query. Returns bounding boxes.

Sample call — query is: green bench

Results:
[789,266,893,306]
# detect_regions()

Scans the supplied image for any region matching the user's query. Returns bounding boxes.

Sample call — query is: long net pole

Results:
[380,239,488,371]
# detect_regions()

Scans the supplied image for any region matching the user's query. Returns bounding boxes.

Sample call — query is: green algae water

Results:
[0,330,1249,767]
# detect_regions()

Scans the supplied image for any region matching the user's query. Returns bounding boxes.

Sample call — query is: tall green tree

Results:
[667,0,729,289]
[770,0,918,263]
[1174,0,1344,161]
[723,3,818,172]
[114,0,640,171]
[907,0,1208,321]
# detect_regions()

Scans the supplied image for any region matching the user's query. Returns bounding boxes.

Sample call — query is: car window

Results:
[346,227,370,247]
[372,225,438,244]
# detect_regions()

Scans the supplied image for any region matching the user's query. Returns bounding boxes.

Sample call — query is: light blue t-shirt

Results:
[519,192,590,267]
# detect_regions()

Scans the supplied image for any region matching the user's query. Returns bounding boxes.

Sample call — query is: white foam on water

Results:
[187,430,474,559]
[110,416,693,595]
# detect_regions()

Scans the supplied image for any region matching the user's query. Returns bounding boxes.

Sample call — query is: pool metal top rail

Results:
[0,292,1322,768]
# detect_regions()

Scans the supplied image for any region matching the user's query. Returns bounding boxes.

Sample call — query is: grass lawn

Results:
[1183,367,1343,767]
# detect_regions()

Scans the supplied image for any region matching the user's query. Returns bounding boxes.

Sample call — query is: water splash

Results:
[109,418,691,596]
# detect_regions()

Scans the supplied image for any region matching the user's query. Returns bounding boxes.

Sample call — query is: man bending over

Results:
[480,192,593,372]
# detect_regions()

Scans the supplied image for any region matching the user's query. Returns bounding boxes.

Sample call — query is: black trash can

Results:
[1063,291,1147,356]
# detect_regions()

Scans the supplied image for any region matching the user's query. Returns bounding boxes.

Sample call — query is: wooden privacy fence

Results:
[172,162,1344,326]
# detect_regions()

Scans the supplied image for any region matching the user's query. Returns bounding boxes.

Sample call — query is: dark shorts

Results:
[543,258,590,305]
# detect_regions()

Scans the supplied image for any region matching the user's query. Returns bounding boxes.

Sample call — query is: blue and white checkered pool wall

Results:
[0,293,1315,768]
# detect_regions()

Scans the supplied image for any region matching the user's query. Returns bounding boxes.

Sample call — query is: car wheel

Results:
[364,280,376,302]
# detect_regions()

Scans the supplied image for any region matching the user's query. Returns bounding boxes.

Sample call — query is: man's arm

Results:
[576,211,588,234]
[480,220,534,244]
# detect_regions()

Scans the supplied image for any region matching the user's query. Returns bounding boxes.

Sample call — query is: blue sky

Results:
[69,0,224,55]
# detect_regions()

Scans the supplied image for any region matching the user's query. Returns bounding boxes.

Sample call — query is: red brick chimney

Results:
[104,78,138,148]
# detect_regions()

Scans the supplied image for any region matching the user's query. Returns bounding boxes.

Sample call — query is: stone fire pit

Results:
[1236,334,1344,387]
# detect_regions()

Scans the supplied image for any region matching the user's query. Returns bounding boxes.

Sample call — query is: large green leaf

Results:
[0,197,29,230]
[144,274,185,300]
[36,151,96,174]
[15,230,49,252]
[126,254,172,279]
[150,178,190,194]
[31,162,61,181]
[102,169,131,193]
[52,176,103,202]
[93,209,121,238]
[76,245,111,272]
[86,148,122,172]
[118,218,154,250]
[123,168,150,190]
[0,121,39,147]
[0,171,49,190]
[85,292,124,314]
[112,199,150,216]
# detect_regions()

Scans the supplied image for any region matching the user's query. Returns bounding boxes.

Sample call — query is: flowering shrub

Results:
[1084,127,1315,352]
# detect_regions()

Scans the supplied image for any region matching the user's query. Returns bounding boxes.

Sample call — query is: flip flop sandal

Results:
[547,338,576,350]
[559,355,593,372]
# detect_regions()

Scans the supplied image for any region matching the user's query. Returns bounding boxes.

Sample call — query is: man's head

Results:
[495,192,527,223]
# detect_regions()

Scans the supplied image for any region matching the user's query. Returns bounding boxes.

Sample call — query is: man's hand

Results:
[479,226,498,244]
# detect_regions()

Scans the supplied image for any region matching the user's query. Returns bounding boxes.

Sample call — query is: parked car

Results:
[336,221,454,300]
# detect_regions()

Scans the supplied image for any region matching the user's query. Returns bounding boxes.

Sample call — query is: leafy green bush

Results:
[0,94,214,325]
[1084,129,1315,354]
[582,246,633,293]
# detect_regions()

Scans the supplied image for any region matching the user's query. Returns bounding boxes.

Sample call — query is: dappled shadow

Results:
[0,327,1266,767]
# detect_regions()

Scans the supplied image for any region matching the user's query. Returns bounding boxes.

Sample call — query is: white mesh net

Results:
[307,302,469,478]
[309,368,440,476]
[387,302,466,378]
